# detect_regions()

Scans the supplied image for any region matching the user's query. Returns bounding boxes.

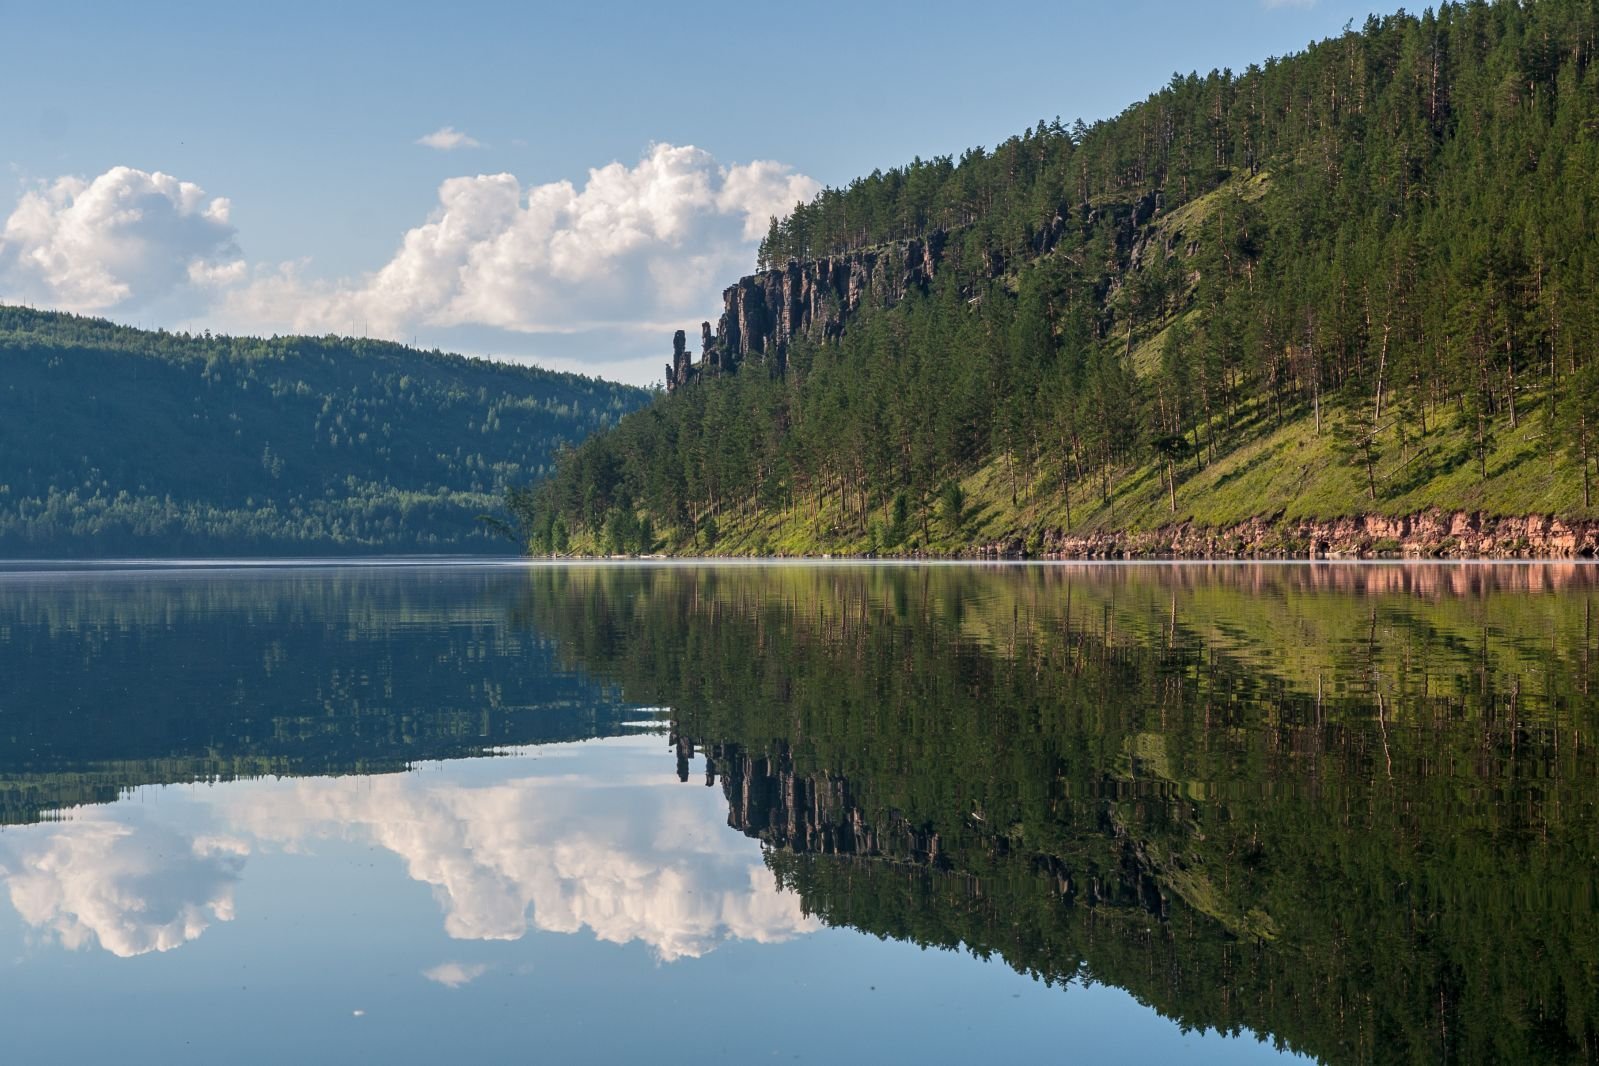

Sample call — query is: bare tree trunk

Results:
[1583,416,1592,509]
[1478,407,1488,481]
[1506,333,1519,430]
[1373,322,1392,428]
[1472,340,1489,480]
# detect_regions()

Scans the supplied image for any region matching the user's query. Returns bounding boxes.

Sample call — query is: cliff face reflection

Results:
[519,563,1599,1066]
[0,562,1595,1063]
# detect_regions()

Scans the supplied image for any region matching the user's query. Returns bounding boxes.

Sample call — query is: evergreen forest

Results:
[520,0,1599,557]
[0,307,648,555]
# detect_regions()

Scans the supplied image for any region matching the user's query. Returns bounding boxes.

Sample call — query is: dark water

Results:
[0,561,1595,1064]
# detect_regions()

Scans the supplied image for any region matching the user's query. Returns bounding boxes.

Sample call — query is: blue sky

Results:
[1,0,1386,384]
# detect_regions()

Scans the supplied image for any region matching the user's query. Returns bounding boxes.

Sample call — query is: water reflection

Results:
[0,566,641,824]
[0,816,246,957]
[0,740,814,964]
[421,960,488,988]
[222,750,816,960]
[0,561,1593,1064]
[518,562,1599,1065]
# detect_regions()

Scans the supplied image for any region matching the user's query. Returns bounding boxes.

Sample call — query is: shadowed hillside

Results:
[0,307,649,555]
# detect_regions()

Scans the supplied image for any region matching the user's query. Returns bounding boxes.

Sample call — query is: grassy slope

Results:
[638,392,1591,559]
[693,371,1591,560]
[973,388,1589,534]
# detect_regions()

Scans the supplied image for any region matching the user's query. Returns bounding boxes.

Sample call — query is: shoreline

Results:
[534,509,1599,562]
[1006,509,1599,561]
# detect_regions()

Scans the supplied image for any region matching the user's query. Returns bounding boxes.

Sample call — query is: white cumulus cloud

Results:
[218,143,819,342]
[416,126,483,151]
[717,158,823,241]
[0,146,817,378]
[0,166,240,313]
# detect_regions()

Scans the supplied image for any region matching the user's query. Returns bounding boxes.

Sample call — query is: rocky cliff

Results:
[663,189,1167,392]
[667,232,949,392]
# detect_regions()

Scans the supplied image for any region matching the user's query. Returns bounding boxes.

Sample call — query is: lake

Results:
[0,559,1594,1063]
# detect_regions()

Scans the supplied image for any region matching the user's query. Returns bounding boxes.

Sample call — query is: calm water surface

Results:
[0,560,1595,1064]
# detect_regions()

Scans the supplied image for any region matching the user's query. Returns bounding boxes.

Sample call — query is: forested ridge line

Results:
[517,0,1599,559]
[0,306,649,555]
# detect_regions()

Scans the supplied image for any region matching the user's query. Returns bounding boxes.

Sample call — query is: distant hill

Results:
[0,306,650,556]
[521,1,1599,558]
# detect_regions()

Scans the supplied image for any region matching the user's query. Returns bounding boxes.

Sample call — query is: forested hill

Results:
[521,0,1599,558]
[0,307,648,556]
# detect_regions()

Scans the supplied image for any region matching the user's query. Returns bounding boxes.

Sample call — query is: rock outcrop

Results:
[666,232,949,392]
[1031,510,1599,560]
[663,187,1173,393]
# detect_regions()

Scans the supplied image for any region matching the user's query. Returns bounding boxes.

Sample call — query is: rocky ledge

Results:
[667,232,948,391]
[663,189,1163,392]
[997,511,1599,559]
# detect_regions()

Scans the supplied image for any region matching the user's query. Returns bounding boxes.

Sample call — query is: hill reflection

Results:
[0,566,642,823]
[0,562,1594,1063]
[519,563,1599,1065]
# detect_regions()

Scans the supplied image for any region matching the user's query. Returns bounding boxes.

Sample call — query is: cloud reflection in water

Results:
[0,740,815,963]
[229,758,817,961]
[0,819,247,957]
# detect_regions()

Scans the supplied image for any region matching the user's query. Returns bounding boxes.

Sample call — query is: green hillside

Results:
[0,307,649,555]
[517,0,1599,557]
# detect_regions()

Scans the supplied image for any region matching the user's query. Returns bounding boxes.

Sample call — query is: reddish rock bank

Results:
[1028,511,1599,559]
